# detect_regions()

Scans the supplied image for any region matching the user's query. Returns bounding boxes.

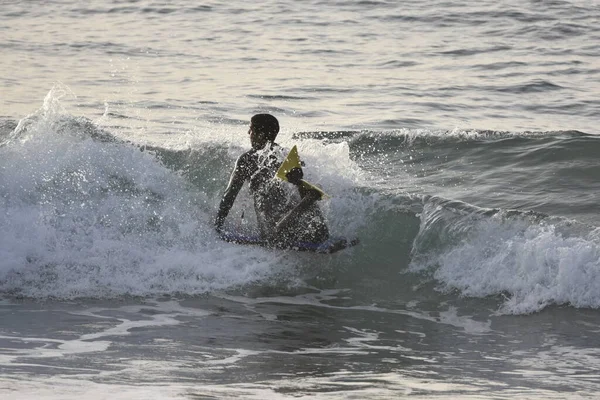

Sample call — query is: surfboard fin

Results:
[276,145,302,181]
[276,145,328,199]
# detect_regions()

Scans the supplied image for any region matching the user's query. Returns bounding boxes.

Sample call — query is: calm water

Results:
[2,0,600,398]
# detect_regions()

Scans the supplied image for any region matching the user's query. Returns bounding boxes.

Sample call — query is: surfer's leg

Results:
[275,189,329,244]
[275,191,319,236]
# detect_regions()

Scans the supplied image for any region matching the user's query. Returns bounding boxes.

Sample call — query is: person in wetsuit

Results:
[214,114,329,246]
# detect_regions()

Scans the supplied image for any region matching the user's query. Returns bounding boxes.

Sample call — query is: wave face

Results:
[2,91,600,314]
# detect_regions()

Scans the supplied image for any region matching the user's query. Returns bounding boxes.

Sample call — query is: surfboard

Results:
[275,145,328,199]
[219,231,359,254]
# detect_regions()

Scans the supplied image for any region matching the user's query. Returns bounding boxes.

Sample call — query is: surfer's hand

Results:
[306,188,323,201]
[286,167,303,185]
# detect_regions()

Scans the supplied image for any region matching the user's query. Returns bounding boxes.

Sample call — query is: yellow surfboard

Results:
[276,145,328,199]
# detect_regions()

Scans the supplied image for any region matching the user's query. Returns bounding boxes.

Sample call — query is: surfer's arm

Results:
[215,155,250,232]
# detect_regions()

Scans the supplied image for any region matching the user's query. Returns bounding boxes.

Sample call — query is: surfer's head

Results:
[249,114,279,149]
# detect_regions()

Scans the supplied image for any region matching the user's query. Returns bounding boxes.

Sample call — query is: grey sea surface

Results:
[2,0,599,134]
[2,0,600,398]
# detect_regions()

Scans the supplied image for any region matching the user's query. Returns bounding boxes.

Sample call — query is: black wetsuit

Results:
[215,142,329,245]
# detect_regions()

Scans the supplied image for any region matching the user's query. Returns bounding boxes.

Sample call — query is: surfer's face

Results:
[249,123,267,149]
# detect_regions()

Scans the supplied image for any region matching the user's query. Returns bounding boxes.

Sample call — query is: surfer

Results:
[214,114,329,246]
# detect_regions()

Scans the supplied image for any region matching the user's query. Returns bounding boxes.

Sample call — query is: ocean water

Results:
[2,0,600,398]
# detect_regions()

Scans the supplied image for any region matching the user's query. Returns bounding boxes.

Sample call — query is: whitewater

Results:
[2,0,600,398]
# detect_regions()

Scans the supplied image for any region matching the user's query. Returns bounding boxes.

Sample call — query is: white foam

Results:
[0,370,543,400]
[428,217,600,314]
